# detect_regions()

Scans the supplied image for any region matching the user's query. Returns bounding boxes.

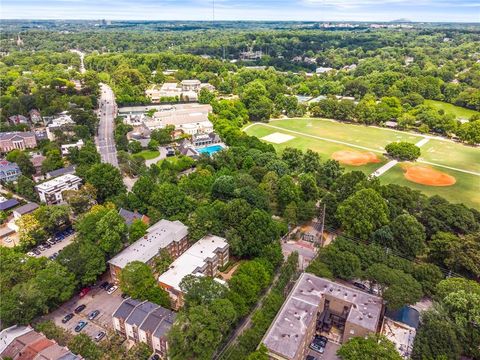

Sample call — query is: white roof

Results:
[181,79,201,85]
[0,325,33,353]
[108,219,188,269]
[158,235,228,291]
[35,174,81,191]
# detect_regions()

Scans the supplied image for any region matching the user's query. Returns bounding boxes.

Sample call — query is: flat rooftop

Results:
[35,174,81,191]
[108,219,188,269]
[262,273,383,360]
[158,235,228,291]
[149,103,212,127]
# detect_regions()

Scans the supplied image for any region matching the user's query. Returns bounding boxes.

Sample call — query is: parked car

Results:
[94,331,106,342]
[121,293,130,299]
[79,287,91,298]
[74,304,86,314]
[33,249,41,255]
[43,242,51,249]
[51,252,59,259]
[99,281,110,290]
[27,252,35,257]
[306,356,317,360]
[107,285,118,295]
[309,336,326,353]
[150,355,160,360]
[88,310,100,320]
[62,313,74,323]
[46,238,56,246]
[74,321,88,332]
[353,281,368,291]
[38,245,46,251]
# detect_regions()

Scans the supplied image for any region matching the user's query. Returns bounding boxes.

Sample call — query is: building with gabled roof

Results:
[112,299,176,357]
[0,131,37,152]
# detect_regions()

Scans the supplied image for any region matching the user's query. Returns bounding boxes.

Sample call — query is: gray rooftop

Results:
[262,273,383,360]
[125,301,158,327]
[119,208,145,226]
[140,306,176,337]
[108,219,188,269]
[46,165,76,179]
[0,131,35,140]
[112,298,142,320]
[13,202,39,215]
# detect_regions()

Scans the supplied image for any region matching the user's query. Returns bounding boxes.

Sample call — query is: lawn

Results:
[136,150,160,160]
[244,118,480,208]
[420,139,480,174]
[380,163,480,209]
[424,100,479,120]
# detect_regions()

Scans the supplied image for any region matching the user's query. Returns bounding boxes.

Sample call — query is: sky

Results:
[1,0,479,23]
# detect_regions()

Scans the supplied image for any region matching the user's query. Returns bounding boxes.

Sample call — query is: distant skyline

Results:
[1,0,479,23]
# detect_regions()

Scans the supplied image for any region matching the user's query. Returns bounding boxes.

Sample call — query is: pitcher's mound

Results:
[403,165,456,186]
[332,150,381,166]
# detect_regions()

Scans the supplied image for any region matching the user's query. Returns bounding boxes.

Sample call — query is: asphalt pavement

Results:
[96,84,119,168]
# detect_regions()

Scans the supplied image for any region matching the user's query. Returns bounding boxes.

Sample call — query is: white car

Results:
[27,252,35,257]
[107,285,118,295]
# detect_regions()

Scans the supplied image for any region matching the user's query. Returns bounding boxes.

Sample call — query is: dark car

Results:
[309,336,327,353]
[306,356,317,360]
[88,310,100,320]
[74,321,88,332]
[74,304,86,314]
[62,313,74,323]
[94,331,106,342]
[318,335,327,348]
[121,293,130,299]
[353,281,368,291]
[43,242,51,249]
[33,248,41,255]
[105,283,115,291]
[99,281,110,290]
[150,355,160,360]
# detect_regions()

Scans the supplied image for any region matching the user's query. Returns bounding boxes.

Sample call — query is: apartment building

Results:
[108,219,189,283]
[158,235,229,309]
[112,299,176,358]
[35,174,82,204]
[0,132,37,152]
[262,273,383,360]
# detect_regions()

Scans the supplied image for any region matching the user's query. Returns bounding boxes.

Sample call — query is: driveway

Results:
[40,279,124,341]
[308,342,341,360]
[282,239,318,270]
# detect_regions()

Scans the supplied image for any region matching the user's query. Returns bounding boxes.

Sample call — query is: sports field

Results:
[424,100,480,120]
[244,118,480,208]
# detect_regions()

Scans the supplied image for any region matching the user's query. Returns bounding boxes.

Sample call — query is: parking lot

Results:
[308,342,341,360]
[40,278,124,341]
[29,229,75,259]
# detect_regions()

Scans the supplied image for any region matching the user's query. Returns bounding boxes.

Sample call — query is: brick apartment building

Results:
[107,219,189,283]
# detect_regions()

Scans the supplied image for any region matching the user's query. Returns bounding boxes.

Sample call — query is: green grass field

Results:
[425,100,480,120]
[380,163,480,208]
[136,150,160,160]
[244,118,480,208]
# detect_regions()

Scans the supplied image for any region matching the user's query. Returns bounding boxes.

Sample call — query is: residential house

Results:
[112,299,176,357]
[0,161,21,182]
[31,154,46,175]
[12,202,39,220]
[29,109,42,124]
[118,208,150,226]
[0,325,82,360]
[316,67,334,74]
[261,273,383,360]
[180,79,201,92]
[35,174,82,204]
[46,113,75,141]
[61,139,84,155]
[8,115,29,125]
[108,219,189,283]
[0,197,19,211]
[0,132,37,152]
[192,132,221,147]
[45,165,76,179]
[158,235,229,309]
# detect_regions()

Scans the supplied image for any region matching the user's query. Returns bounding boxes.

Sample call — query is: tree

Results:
[41,149,64,174]
[16,175,38,201]
[150,183,192,219]
[337,335,402,360]
[128,140,143,154]
[435,277,480,301]
[198,88,215,104]
[63,183,97,215]
[85,163,126,202]
[119,261,170,308]
[412,263,443,297]
[16,213,46,248]
[34,261,77,308]
[373,214,426,259]
[277,175,299,212]
[148,139,159,151]
[240,80,273,122]
[15,152,35,177]
[34,204,71,235]
[337,189,390,241]
[153,248,173,275]
[128,219,148,243]
[385,142,421,161]
[320,247,361,280]
[151,125,174,145]
[68,333,102,360]
[56,241,106,285]
[180,275,228,307]
[412,310,462,360]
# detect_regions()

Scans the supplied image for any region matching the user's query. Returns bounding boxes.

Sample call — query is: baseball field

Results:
[244,118,480,208]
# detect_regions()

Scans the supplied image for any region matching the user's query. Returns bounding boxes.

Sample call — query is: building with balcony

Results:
[261,273,383,360]
[108,219,189,283]
[158,235,229,309]
[35,174,82,204]
[112,299,176,358]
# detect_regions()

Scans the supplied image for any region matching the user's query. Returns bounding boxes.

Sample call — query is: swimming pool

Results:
[196,144,224,155]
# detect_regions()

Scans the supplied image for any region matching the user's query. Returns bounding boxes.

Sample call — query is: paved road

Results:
[70,49,86,74]
[96,84,119,168]
[34,233,75,258]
